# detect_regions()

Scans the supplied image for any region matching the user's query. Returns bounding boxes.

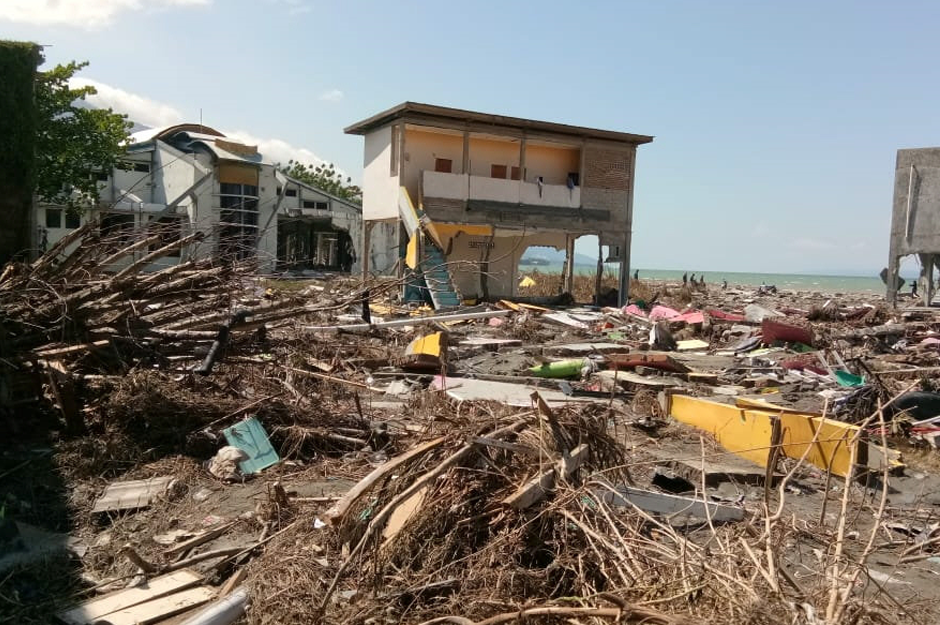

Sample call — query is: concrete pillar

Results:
[594,238,603,304]
[563,235,575,294]
[924,254,936,306]
[361,220,372,280]
[461,130,470,175]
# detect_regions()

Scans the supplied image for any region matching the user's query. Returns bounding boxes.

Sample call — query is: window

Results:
[303,200,330,210]
[567,172,580,187]
[100,213,135,245]
[118,161,150,173]
[285,188,297,197]
[510,166,521,181]
[434,158,452,173]
[276,186,283,195]
[149,215,183,257]
[45,208,62,228]
[65,210,81,229]
[218,182,260,261]
[491,164,507,179]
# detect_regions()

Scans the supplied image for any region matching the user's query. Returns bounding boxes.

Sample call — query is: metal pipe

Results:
[177,587,248,625]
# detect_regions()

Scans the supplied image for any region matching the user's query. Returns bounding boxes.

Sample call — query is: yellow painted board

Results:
[669,395,773,467]
[431,223,493,238]
[404,332,444,360]
[670,395,860,477]
[779,412,857,477]
[405,234,419,269]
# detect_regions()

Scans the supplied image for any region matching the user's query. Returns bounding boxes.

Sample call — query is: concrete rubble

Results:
[4,226,940,623]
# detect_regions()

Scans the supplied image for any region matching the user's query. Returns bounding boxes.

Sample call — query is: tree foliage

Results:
[35,60,133,207]
[279,160,362,204]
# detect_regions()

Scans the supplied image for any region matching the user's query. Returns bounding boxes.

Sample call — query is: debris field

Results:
[4,225,940,624]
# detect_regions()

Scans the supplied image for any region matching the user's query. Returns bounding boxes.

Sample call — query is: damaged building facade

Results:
[35,123,362,273]
[887,147,940,306]
[346,103,652,306]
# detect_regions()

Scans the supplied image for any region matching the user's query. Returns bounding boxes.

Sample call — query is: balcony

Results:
[422,170,580,209]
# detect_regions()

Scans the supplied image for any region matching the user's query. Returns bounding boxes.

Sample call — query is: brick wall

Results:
[582,145,633,191]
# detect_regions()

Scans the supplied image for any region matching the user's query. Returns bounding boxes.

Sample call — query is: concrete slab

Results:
[430,375,591,408]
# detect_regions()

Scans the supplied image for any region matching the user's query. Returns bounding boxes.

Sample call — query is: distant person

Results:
[722,279,728,290]
[690,273,696,285]
[682,272,688,286]
[633,269,639,280]
[700,274,705,285]
[912,280,919,298]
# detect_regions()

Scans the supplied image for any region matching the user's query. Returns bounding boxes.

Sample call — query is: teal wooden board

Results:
[222,417,279,474]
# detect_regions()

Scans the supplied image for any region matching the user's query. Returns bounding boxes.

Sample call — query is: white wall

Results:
[362,126,399,220]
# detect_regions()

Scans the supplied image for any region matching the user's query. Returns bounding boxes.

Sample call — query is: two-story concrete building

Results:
[345,102,652,306]
[35,123,362,273]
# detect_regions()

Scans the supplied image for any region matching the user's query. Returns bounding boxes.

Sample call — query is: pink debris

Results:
[649,305,680,321]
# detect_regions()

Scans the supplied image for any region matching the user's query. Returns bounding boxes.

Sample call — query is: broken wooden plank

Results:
[94,587,215,625]
[92,476,174,514]
[381,486,428,548]
[57,570,202,624]
[164,521,237,559]
[503,444,589,510]
[599,486,745,523]
[326,436,446,523]
[33,340,110,359]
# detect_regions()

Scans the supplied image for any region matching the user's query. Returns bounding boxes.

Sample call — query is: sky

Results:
[3,0,940,276]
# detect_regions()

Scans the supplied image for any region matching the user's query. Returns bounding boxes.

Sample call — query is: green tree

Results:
[35,60,133,208]
[279,160,362,204]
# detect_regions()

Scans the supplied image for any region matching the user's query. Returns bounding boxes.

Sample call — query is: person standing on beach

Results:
[690,274,696,285]
[682,272,688,286]
[634,269,639,280]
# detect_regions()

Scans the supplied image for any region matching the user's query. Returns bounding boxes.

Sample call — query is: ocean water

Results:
[523,264,917,295]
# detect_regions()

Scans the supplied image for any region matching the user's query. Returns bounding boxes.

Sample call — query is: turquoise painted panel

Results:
[222,417,279,474]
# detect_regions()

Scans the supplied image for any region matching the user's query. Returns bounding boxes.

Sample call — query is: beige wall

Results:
[402,128,464,202]
[443,229,568,299]
[525,144,580,185]
[468,136,520,178]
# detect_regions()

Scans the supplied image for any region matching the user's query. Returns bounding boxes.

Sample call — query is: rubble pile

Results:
[5,230,940,624]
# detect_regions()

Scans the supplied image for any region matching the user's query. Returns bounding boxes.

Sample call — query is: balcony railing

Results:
[422,171,580,208]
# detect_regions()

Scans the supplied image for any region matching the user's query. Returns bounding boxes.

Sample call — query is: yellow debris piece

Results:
[519,276,536,288]
[669,394,861,477]
[403,332,445,371]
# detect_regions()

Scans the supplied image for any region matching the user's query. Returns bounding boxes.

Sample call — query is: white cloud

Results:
[223,129,340,173]
[318,89,344,103]
[71,78,185,128]
[0,0,210,27]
